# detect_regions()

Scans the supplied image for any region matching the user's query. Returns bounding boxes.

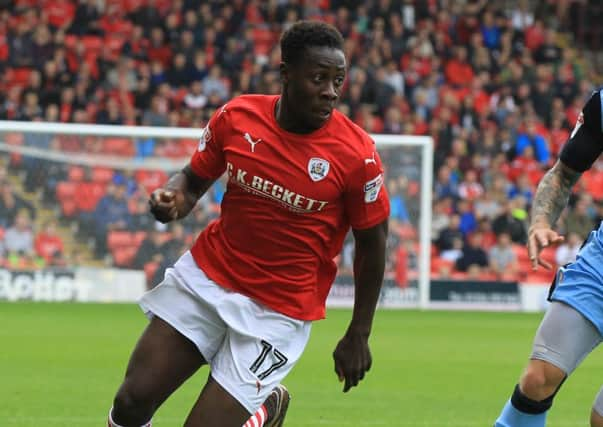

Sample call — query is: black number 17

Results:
[249,340,288,380]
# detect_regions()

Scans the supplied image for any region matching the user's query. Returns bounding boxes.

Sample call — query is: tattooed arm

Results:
[528,160,582,269]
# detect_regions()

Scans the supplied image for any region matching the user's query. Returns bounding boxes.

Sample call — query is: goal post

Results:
[373,134,433,309]
[0,121,433,308]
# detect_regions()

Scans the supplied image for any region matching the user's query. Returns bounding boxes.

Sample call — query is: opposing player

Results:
[494,88,603,427]
[108,21,389,427]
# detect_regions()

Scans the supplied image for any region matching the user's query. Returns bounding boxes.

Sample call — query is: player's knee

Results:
[113,385,155,424]
[520,362,564,401]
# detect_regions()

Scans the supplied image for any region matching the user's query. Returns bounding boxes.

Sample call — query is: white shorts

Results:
[138,251,311,414]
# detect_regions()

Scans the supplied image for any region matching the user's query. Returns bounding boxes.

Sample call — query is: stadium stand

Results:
[1,0,602,288]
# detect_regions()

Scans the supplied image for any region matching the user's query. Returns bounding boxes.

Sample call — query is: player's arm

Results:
[149,165,214,224]
[529,89,603,269]
[150,106,229,224]
[333,219,388,393]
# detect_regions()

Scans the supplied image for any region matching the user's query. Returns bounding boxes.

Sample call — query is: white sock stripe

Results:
[253,415,260,427]
[258,406,267,425]
[108,408,124,427]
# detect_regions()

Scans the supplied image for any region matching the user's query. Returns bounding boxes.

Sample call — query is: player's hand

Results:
[149,189,179,223]
[527,225,564,270]
[333,331,372,393]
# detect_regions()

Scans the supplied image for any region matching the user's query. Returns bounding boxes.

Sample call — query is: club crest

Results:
[308,157,330,182]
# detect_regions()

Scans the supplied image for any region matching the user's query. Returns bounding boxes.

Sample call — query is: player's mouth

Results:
[316,107,333,120]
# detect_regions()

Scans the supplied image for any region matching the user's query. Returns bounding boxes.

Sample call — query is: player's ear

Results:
[279,62,289,84]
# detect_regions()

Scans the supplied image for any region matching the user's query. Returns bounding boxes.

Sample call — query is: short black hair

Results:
[280,20,344,65]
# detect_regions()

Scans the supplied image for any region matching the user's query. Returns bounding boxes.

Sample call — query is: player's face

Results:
[284,46,346,131]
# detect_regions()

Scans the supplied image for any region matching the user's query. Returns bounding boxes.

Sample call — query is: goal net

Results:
[0,121,432,307]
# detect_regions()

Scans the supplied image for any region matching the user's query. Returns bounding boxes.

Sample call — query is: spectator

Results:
[444,46,474,87]
[34,220,65,265]
[92,183,131,257]
[457,199,477,237]
[183,80,208,111]
[436,214,463,252]
[439,236,463,263]
[0,181,35,228]
[4,210,34,257]
[514,120,550,164]
[555,231,582,267]
[564,197,595,240]
[132,229,164,269]
[458,169,484,201]
[387,179,410,223]
[492,199,528,244]
[455,231,490,273]
[489,231,519,279]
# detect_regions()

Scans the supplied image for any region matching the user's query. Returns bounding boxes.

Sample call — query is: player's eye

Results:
[334,77,344,86]
[313,75,324,83]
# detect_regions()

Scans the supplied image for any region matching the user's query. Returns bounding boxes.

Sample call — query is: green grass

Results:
[1,304,602,426]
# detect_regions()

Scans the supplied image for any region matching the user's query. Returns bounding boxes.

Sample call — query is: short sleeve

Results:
[344,147,390,230]
[189,106,228,179]
[559,90,603,172]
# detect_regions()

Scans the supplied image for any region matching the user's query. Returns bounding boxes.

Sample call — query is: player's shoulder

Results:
[219,94,277,116]
[329,109,376,156]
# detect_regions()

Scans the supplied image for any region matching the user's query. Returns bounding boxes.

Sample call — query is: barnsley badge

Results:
[308,157,330,182]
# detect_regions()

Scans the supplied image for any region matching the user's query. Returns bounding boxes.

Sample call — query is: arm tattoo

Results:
[531,161,582,228]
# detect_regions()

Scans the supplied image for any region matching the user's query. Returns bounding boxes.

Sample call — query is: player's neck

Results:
[274,96,316,135]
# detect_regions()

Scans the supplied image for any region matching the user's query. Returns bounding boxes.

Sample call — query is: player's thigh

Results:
[523,301,601,391]
[184,299,311,424]
[117,316,206,407]
[184,375,250,427]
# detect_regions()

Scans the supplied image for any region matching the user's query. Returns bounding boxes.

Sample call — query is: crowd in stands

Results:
[1,0,602,287]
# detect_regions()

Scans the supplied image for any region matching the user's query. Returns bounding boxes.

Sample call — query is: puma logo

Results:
[244,132,262,153]
[365,152,377,165]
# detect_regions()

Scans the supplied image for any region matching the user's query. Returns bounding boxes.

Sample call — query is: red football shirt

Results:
[189,95,390,320]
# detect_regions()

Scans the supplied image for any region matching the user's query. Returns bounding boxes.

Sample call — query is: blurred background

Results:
[1,0,602,303]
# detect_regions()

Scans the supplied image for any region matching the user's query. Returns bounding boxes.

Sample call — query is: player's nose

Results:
[321,81,338,101]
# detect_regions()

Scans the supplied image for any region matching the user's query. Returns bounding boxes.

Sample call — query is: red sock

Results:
[243,405,268,427]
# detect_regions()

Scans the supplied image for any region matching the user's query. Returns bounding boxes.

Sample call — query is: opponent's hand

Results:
[333,332,372,393]
[149,189,179,223]
[527,226,564,270]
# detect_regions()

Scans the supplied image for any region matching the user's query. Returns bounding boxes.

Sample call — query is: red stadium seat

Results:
[135,170,168,195]
[103,138,135,156]
[5,132,24,146]
[112,246,137,267]
[68,166,85,181]
[525,269,555,284]
[61,199,78,217]
[56,181,77,202]
[82,36,104,54]
[107,230,133,251]
[7,67,33,87]
[91,167,114,184]
[75,182,106,212]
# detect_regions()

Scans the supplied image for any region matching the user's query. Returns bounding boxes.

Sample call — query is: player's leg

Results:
[183,295,311,427]
[110,254,228,426]
[245,384,290,427]
[109,316,205,426]
[494,301,601,427]
[591,386,603,427]
[183,375,250,427]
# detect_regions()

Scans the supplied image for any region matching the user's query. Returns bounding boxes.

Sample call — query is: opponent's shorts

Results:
[139,251,311,413]
[549,230,603,335]
[531,301,601,374]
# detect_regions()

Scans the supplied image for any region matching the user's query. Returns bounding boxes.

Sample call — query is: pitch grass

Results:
[1,303,602,426]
